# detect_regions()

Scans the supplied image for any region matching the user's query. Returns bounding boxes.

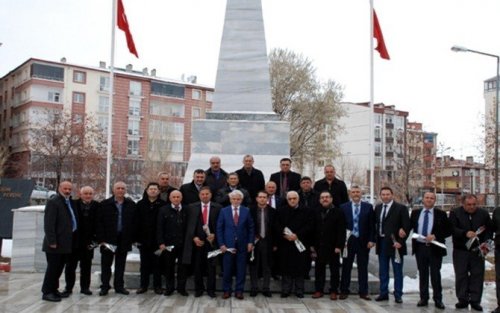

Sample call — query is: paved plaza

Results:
[0,272,498,313]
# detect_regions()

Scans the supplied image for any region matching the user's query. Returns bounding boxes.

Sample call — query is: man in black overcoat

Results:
[180,169,206,206]
[269,158,301,199]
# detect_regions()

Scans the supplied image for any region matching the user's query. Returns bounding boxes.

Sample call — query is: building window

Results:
[128,120,140,136]
[98,96,109,113]
[206,91,213,102]
[73,71,86,84]
[98,115,109,132]
[150,101,184,117]
[192,89,202,100]
[100,76,110,91]
[129,99,141,116]
[374,127,381,139]
[73,92,85,104]
[192,107,201,119]
[48,91,61,103]
[31,63,64,81]
[374,114,383,125]
[151,81,185,98]
[129,81,142,96]
[127,139,140,155]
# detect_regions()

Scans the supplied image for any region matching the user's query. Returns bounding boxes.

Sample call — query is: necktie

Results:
[175,206,180,212]
[260,209,266,238]
[281,173,288,198]
[381,204,387,235]
[268,196,272,206]
[65,199,77,232]
[353,203,360,237]
[116,202,123,232]
[233,207,239,225]
[202,204,208,225]
[422,210,430,236]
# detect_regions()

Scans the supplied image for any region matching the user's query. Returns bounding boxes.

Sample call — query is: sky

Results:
[1,0,500,161]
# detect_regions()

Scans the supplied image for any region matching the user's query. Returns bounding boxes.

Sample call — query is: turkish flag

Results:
[373,9,390,60]
[117,0,139,58]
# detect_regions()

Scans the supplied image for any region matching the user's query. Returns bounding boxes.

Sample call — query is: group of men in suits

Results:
[41,155,497,311]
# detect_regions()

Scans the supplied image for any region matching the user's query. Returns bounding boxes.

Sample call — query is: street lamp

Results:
[451,45,500,210]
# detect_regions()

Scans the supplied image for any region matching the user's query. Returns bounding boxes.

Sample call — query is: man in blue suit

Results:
[339,185,375,300]
[217,189,255,300]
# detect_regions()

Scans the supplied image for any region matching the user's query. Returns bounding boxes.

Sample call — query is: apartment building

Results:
[0,58,213,195]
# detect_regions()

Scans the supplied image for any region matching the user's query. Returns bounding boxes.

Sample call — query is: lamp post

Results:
[451,45,500,209]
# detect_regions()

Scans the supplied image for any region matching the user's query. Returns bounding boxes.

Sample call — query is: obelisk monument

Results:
[184,0,290,181]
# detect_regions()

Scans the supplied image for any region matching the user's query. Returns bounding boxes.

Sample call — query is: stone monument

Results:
[184,0,290,181]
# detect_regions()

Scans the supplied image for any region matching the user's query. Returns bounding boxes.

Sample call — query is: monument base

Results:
[184,115,290,182]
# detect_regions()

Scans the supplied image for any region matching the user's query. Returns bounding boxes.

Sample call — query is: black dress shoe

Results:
[136,288,147,294]
[194,290,203,297]
[359,294,371,300]
[164,289,174,296]
[115,288,130,295]
[42,293,61,302]
[395,298,403,304]
[262,291,272,298]
[154,288,163,295]
[59,290,71,298]
[208,292,217,298]
[81,289,93,295]
[235,292,244,300]
[178,290,189,296]
[99,289,109,296]
[417,300,428,307]
[435,301,445,310]
[456,301,469,309]
[470,303,483,312]
[250,290,258,297]
[375,295,389,301]
[296,293,304,298]
[280,293,289,298]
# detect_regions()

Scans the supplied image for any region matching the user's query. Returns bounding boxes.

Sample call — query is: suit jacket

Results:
[205,168,228,194]
[157,204,187,248]
[269,171,301,198]
[313,177,349,208]
[180,181,204,206]
[216,205,255,250]
[136,197,166,248]
[410,207,452,256]
[298,189,319,210]
[250,204,276,244]
[267,194,282,209]
[215,185,251,207]
[374,201,411,256]
[75,199,98,250]
[182,201,222,264]
[312,204,346,263]
[340,201,375,245]
[449,206,493,251]
[235,167,265,201]
[43,194,78,254]
[96,196,137,252]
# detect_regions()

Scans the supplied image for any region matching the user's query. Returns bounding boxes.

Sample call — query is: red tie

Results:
[233,207,239,225]
[202,204,208,225]
[268,196,272,206]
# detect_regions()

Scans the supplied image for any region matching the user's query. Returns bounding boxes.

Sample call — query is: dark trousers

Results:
[282,274,304,295]
[415,243,443,301]
[193,245,217,293]
[41,253,68,294]
[250,239,272,292]
[453,248,485,304]
[340,236,370,295]
[495,248,500,306]
[100,247,127,291]
[164,246,187,292]
[139,246,161,289]
[222,248,248,293]
[64,249,93,291]
[315,253,341,293]
[378,238,404,299]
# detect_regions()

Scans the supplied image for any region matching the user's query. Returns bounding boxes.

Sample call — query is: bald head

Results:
[79,186,95,203]
[169,190,183,206]
[58,181,72,198]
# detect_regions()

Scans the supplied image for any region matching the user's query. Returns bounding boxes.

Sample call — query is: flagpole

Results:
[369,0,375,205]
[105,0,117,198]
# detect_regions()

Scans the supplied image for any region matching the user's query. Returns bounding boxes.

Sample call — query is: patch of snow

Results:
[1,239,12,258]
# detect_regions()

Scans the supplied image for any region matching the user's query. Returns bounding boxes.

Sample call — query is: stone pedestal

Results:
[10,206,46,272]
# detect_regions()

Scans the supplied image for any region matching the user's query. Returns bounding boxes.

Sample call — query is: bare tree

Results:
[28,110,107,189]
[335,153,366,188]
[269,48,345,172]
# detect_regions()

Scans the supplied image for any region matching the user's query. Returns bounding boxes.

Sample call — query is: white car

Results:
[31,185,57,200]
